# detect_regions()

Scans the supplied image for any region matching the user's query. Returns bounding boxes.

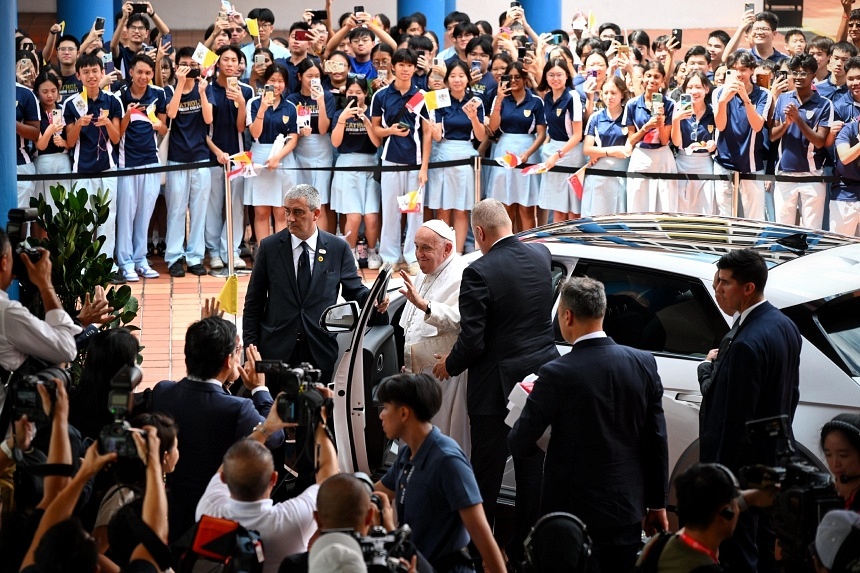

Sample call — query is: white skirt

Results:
[582,156,629,216]
[486,133,540,206]
[539,138,585,213]
[244,142,297,207]
[331,153,381,214]
[34,153,72,214]
[674,152,715,215]
[626,146,678,213]
[426,139,478,211]
[292,133,334,203]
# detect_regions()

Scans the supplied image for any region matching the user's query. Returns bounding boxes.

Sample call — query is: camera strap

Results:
[128,513,175,571]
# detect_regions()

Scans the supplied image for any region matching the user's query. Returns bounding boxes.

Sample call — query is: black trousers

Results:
[585,523,642,573]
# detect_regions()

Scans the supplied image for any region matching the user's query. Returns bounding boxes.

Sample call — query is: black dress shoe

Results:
[168,260,186,277]
[187,264,207,276]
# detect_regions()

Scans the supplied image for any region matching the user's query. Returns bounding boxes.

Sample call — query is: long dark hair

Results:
[537,58,573,92]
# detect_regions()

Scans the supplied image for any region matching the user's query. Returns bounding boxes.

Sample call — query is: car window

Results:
[815,294,860,377]
[570,261,729,358]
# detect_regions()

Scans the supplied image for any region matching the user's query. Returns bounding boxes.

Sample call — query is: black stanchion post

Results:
[224,165,234,276]
[473,155,482,205]
[732,171,740,218]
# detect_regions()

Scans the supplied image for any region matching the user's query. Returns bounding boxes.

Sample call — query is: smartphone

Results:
[347,95,358,108]
[217,11,228,22]
[161,33,172,47]
[417,50,426,58]
[517,46,526,61]
[777,69,788,81]
[94,17,105,31]
[679,93,692,109]
[614,34,624,45]
[500,74,512,85]
[550,34,563,45]
[510,1,522,6]
[471,60,482,73]
[226,76,239,90]
[588,69,598,78]
[100,108,110,119]
[671,28,683,45]
[617,44,630,55]
[51,109,63,126]
[745,2,755,12]
[354,5,364,14]
[295,30,310,41]
[651,92,663,115]
[310,9,328,20]
[102,52,115,75]
[255,54,267,66]
[310,77,322,91]
[187,68,201,79]
[397,120,411,131]
[433,56,444,67]
[264,84,274,103]
[132,2,148,13]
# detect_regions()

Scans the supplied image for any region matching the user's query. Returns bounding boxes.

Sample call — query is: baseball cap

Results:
[815,510,860,572]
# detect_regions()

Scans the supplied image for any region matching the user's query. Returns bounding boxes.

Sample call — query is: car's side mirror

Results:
[319,301,361,333]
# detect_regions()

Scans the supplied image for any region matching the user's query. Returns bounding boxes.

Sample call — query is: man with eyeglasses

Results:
[241,8,289,80]
[837,7,860,52]
[726,11,788,65]
[770,54,833,230]
[54,35,83,101]
[111,1,170,77]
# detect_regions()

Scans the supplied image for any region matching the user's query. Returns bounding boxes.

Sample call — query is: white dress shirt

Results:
[290,228,319,277]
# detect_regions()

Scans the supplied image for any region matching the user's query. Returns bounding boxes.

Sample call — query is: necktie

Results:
[298,241,311,298]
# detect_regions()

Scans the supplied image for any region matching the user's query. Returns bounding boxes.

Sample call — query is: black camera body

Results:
[740,416,843,571]
[6,208,41,284]
[255,360,324,426]
[358,524,413,573]
[97,365,143,458]
[9,366,72,424]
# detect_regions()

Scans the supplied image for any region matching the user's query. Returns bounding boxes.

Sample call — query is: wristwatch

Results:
[425,302,432,316]
[252,423,270,437]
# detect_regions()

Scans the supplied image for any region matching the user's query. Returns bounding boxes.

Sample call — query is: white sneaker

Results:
[209,256,225,270]
[233,257,247,270]
[135,266,160,279]
[367,249,382,270]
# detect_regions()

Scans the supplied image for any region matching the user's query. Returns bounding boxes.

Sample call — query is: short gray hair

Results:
[559,277,606,319]
[285,184,321,210]
[472,198,511,232]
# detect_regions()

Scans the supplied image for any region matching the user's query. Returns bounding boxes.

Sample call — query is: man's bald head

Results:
[316,474,371,531]
[221,439,275,502]
[472,199,513,253]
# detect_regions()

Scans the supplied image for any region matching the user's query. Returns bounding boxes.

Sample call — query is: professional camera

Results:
[255,360,324,426]
[7,366,72,424]
[98,365,143,458]
[739,416,843,572]
[358,524,413,573]
[6,208,42,284]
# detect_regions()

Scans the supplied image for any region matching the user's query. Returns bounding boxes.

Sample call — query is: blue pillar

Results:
[57,0,115,44]
[399,0,447,45]
[2,0,17,229]
[522,0,561,33]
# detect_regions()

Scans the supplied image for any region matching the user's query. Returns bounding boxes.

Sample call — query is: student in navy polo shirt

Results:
[770,55,833,229]
[286,60,337,232]
[427,61,486,254]
[539,58,584,224]
[833,108,860,235]
[623,60,677,213]
[816,42,857,101]
[374,373,506,573]
[116,54,168,281]
[16,80,40,209]
[744,11,789,64]
[205,45,254,272]
[712,51,772,220]
[671,72,718,215]
[464,36,496,108]
[246,64,299,244]
[164,47,214,278]
[33,72,71,213]
[582,77,631,216]
[370,48,432,276]
[486,61,546,232]
[63,53,124,274]
[331,77,383,267]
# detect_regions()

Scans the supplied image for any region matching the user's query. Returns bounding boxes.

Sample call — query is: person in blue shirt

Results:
[324,11,397,81]
[164,47,213,278]
[623,61,677,213]
[582,76,632,216]
[712,50,772,220]
[743,11,789,64]
[833,109,860,235]
[815,42,856,102]
[278,22,319,95]
[770,55,833,230]
[240,8,290,81]
[671,71,718,215]
[331,78,383,268]
[63,53,124,278]
[204,46,254,272]
[116,54,168,281]
[15,80,40,209]
[464,36,496,120]
[370,48,432,276]
[33,72,71,214]
[286,60,336,232]
[538,58,584,224]
[487,61,546,232]
[374,373,506,573]
[428,61,486,254]
[246,64,299,245]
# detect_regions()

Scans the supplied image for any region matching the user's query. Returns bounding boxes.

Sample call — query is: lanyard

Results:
[678,531,719,564]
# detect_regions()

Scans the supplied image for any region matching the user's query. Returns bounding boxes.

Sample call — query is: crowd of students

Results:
[13,1,860,284]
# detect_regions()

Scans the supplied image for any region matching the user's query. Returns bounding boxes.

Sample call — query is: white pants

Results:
[774,173,826,230]
[380,161,422,265]
[76,174,119,265]
[830,200,860,236]
[16,163,36,208]
[713,163,766,220]
[116,164,161,271]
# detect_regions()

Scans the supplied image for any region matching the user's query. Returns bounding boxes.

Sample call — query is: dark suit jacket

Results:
[445,236,560,416]
[149,378,280,540]
[243,228,370,373]
[699,301,801,471]
[508,337,669,531]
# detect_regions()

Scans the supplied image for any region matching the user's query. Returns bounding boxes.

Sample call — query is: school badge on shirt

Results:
[556,108,563,117]
[524,109,531,117]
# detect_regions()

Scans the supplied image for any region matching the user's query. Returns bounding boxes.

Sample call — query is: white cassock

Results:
[399,253,471,456]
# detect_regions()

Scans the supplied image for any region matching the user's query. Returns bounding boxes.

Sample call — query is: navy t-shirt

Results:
[117,84,168,167]
[63,88,124,173]
[622,93,675,150]
[332,109,378,154]
[773,91,833,172]
[207,79,255,157]
[38,106,67,156]
[833,119,860,200]
[165,81,211,162]
[585,108,627,147]
[285,91,336,134]
[59,73,83,102]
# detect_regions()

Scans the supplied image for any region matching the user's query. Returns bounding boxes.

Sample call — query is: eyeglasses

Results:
[57,47,77,52]
[849,21,860,28]
[228,28,244,34]
[128,25,147,32]
[546,72,567,79]
[259,22,274,29]
[348,72,366,79]
[789,70,809,78]
[508,75,523,81]
[750,26,772,33]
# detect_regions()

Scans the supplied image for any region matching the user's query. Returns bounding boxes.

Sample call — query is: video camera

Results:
[739,416,843,572]
[254,360,325,427]
[7,366,72,424]
[358,524,413,573]
[6,208,42,284]
[98,365,143,458]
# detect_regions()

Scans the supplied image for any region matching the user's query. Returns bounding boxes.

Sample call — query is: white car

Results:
[323,214,860,508]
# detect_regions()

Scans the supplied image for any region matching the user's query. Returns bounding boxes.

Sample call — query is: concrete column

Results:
[57,0,115,43]
[522,0,560,34]
[3,0,18,228]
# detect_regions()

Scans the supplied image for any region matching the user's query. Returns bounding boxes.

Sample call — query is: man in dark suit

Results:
[243,184,388,383]
[509,277,669,573]
[698,248,801,573]
[149,316,284,541]
[432,198,559,560]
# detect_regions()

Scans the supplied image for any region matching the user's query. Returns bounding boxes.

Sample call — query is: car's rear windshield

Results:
[817,295,860,377]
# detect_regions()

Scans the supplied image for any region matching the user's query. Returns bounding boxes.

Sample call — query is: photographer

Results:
[0,229,79,381]
[195,386,337,573]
